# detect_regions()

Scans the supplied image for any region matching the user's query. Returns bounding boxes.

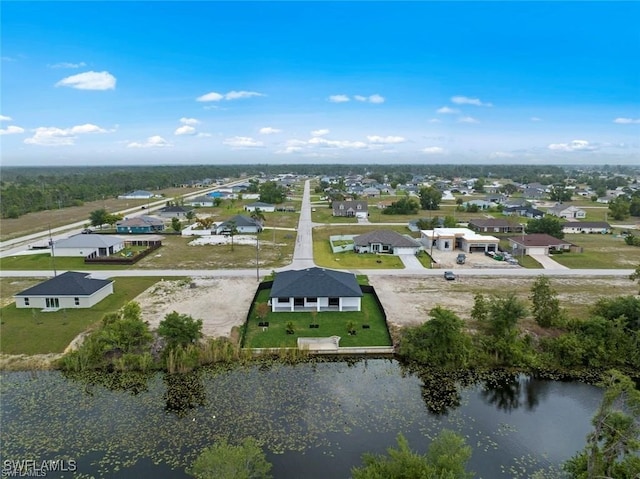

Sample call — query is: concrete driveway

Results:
[530,254,569,269]
[398,254,425,270]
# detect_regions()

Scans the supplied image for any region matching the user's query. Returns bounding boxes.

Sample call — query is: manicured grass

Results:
[0,277,164,355]
[311,207,356,224]
[313,237,403,269]
[551,233,638,269]
[0,253,129,271]
[415,250,434,268]
[518,255,544,269]
[243,289,392,348]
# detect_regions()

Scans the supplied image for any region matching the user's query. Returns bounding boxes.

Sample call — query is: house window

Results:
[24,298,29,306]
[294,298,304,306]
[307,297,317,303]
[74,297,80,306]
[277,297,289,303]
[357,204,362,209]
[45,298,59,309]
[328,297,339,306]
[339,205,344,209]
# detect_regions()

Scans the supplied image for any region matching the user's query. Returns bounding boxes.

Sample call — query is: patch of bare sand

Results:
[134,277,258,337]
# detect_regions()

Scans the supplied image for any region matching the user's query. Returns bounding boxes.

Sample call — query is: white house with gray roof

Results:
[14,271,114,309]
[353,230,421,255]
[53,235,125,258]
[269,267,362,312]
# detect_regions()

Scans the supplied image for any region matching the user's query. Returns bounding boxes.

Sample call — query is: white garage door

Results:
[527,246,547,255]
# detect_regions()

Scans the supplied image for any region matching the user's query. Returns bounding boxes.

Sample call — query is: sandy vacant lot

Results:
[132,275,638,338]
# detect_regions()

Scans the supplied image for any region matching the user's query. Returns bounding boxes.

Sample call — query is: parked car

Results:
[456,253,466,264]
[81,228,93,234]
[443,271,456,281]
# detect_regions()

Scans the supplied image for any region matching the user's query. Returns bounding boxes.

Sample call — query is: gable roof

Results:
[332,200,368,212]
[547,204,584,214]
[561,221,611,229]
[246,201,274,208]
[117,216,164,227]
[55,235,124,249]
[469,218,518,228]
[15,272,113,297]
[354,230,420,248]
[270,267,363,298]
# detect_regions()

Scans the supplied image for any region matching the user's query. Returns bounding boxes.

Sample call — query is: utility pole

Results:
[49,225,57,277]
[255,235,260,282]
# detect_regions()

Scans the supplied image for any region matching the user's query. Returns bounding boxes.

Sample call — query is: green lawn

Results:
[0,254,129,271]
[552,233,638,269]
[243,289,392,348]
[311,207,356,224]
[0,277,163,355]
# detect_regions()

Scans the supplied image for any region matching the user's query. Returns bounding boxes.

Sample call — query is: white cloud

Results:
[0,125,25,135]
[175,125,197,136]
[613,117,640,124]
[367,135,406,144]
[354,95,366,102]
[127,135,172,149]
[422,146,445,154]
[354,94,385,104]
[328,94,350,103]
[24,123,107,146]
[0,115,13,122]
[180,117,200,125]
[196,90,264,102]
[259,127,282,135]
[50,62,86,69]
[223,136,264,148]
[308,137,367,149]
[451,95,492,107]
[548,140,598,152]
[458,116,479,124]
[55,71,116,90]
[428,118,441,123]
[311,129,330,137]
[530,117,542,122]
[436,106,459,114]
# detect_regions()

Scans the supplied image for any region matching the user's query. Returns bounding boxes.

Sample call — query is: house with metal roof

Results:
[118,190,156,199]
[353,230,421,255]
[269,267,362,312]
[14,271,114,309]
[53,235,125,258]
[116,216,165,234]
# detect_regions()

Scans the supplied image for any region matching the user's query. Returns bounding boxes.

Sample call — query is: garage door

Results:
[527,246,547,255]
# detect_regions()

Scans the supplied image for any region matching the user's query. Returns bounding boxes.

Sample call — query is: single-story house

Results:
[468,219,525,234]
[562,221,612,234]
[158,206,193,218]
[116,216,165,234]
[420,228,499,253]
[53,235,125,258]
[502,206,545,219]
[362,187,381,198]
[118,190,155,199]
[244,202,276,213]
[463,200,493,210]
[186,196,217,207]
[269,267,362,312]
[508,234,574,256]
[214,215,263,235]
[14,271,114,309]
[353,230,421,255]
[332,200,368,218]
[546,204,586,220]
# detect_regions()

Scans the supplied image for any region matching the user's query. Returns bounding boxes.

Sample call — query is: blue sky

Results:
[1,1,639,166]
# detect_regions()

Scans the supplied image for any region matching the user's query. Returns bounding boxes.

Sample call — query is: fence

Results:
[84,241,162,265]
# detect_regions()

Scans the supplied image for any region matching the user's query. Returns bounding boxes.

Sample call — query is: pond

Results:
[0,360,602,478]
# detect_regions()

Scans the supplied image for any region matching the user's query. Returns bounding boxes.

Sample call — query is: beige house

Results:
[420,228,499,253]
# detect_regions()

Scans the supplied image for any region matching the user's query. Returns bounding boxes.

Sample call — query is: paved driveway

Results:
[398,254,425,270]
[530,254,569,269]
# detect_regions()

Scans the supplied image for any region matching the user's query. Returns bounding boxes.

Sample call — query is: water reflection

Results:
[164,371,206,416]
[480,373,550,412]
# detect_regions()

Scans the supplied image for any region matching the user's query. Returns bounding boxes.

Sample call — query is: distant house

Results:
[332,200,368,218]
[362,187,381,198]
[484,194,507,204]
[468,219,525,234]
[14,271,114,310]
[546,204,586,220]
[562,221,612,234]
[420,228,499,253]
[353,230,421,255]
[53,235,125,258]
[244,202,275,213]
[521,187,546,199]
[463,200,493,210]
[158,206,193,218]
[118,190,156,199]
[214,215,263,235]
[502,206,545,219]
[186,196,217,207]
[116,216,165,234]
[508,234,574,256]
[269,267,362,312]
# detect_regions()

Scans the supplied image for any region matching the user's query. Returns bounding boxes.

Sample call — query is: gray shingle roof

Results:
[220,215,262,228]
[270,268,363,298]
[55,235,124,249]
[15,272,113,297]
[353,230,420,248]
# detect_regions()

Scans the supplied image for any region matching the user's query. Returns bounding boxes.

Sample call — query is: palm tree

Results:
[250,207,266,224]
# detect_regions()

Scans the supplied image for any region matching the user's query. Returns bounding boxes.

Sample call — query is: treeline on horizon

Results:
[0,163,638,219]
